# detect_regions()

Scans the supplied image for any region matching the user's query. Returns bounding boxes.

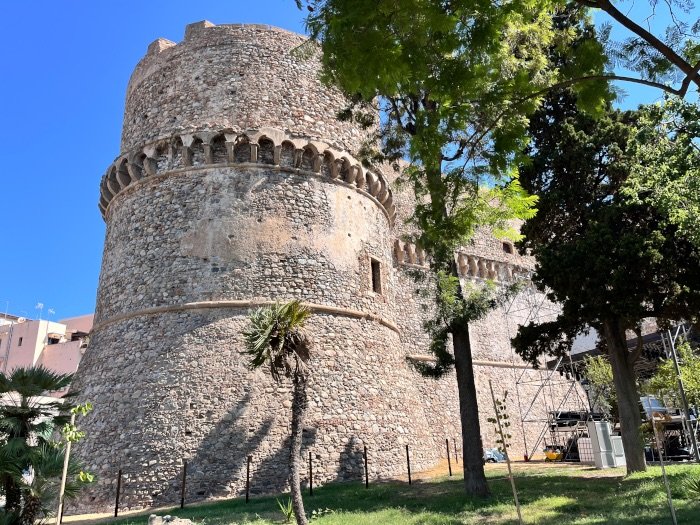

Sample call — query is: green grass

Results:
[97,464,700,524]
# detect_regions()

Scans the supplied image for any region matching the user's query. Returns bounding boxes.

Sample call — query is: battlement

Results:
[394,240,531,283]
[121,20,367,159]
[142,22,303,62]
[181,20,303,43]
[99,127,396,224]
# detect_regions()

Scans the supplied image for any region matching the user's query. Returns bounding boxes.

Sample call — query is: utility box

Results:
[587,421,626,469]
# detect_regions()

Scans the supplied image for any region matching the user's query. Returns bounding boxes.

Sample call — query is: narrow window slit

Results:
[370,259,382,294]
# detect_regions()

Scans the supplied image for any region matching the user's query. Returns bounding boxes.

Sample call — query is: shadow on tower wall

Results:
[145,392,277,507]
[247,431,368,498]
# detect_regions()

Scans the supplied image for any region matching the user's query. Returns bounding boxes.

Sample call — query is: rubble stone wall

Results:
[71,21,584,513]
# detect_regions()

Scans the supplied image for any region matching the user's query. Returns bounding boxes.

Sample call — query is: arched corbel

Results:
[394,240,405,263]
[142,145,158,176]
[115,158,131,189]
[197,132,217,164]
[180,134,196,166]
[354,165,366,188]
[249,142,259,163]
[224,133,237,163]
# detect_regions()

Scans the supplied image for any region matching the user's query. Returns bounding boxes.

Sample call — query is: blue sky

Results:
[0,1,693,320]
[0,1,306,320]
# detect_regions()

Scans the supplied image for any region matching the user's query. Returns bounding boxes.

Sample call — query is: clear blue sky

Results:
[0,1,306,320]
[0,1,692,320]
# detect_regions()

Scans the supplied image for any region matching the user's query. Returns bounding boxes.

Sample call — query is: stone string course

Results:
[70,22,583,513]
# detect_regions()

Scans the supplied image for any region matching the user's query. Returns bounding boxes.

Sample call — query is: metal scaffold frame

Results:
[498,280,590,461]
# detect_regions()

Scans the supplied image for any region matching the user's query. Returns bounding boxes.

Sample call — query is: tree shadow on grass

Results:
[106,466,700,525]
[494,467,700,525]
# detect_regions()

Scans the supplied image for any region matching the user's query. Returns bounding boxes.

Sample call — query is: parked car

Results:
[483,448,506,463]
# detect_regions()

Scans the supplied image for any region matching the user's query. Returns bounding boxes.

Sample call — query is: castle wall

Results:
[121,22,367,155]
[72,21,586,513]
[75,311,440,510]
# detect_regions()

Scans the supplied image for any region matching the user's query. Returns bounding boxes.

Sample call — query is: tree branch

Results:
[457,73,682,166]
[442,139,468,162]
[389,97,416,135]
[678,60,700,96]
[586,0,700,91]
[629,326,644,363]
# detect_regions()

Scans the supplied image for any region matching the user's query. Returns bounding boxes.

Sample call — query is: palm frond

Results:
[0,366,73,397]
[242,301,311,381]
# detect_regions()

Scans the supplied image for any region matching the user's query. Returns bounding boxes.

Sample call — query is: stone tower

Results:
[73,21,581,512]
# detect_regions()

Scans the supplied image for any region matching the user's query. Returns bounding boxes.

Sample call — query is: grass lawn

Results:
[85,462,700,524]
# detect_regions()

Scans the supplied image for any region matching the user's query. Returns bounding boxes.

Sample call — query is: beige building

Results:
[0,313,93,390]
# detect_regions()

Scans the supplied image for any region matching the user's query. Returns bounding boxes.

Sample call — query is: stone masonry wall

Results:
[72,21,587,512]
[73,311,439,511]
[121,22,369,154]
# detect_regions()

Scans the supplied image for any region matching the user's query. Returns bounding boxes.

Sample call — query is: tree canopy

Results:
[514,95,700,362]
[299,0,602,496]
[645,341,700,409]
[297,0,700,482]
[512,91,700,471]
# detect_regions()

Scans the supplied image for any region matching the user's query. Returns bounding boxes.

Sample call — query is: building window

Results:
[48,337,60,345]
[502,242,514,254]
[370,258,382,294]
[18,337,23,347]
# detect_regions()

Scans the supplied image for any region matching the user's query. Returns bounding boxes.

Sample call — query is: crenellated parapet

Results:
[455,251,532,283]
[394,240,531,283]
[98,127,396,224]
[394,240,429,267]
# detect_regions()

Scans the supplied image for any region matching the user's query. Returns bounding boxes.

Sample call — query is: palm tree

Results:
[0,366,77,525]
[243,301,311,525]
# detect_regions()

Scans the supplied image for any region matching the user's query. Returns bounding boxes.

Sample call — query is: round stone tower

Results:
[74,20,584,513]
[72,22,441,511]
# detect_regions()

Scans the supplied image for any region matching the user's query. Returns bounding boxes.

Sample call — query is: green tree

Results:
[512,93,700,473]
[294,0,700,492]
[623,98,700,248]
[301,0,587,496]
[582,355,617,417]
[644,341,700,409]
[0,367,93,525]
[243,301,312,525]
[572,0,700,97]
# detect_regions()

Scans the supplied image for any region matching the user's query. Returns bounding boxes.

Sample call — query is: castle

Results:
[71,22,581,511]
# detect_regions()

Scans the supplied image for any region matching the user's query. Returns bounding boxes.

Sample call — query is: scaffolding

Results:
[659,324,700,462]
[499,280,591,461]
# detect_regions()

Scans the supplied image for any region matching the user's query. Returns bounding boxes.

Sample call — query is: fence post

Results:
[246,455,252,503]
[454,439,459,465]
[308,451,313,496]
[446,438,452,476]
[180,460,187,509]
[114,469,122,518]
[405,444,412,485]
[363,445,369,488]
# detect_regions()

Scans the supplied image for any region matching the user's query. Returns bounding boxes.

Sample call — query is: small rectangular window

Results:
[18,337,23,347]
[370,259,382,294]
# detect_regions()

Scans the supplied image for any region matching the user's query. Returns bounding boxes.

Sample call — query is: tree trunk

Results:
[3,475,21,514]
[19,494,42,525]
[602,319,646,474]
[289,372,308,525]
[453,326,490,497]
